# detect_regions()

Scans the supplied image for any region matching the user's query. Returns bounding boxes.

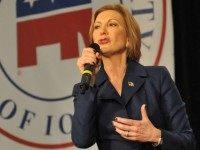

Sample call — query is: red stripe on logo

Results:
[17,9,91,68]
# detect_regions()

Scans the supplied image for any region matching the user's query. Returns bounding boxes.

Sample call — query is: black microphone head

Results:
[89,43,100,53]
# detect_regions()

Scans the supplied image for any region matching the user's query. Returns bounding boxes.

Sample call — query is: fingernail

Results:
[114,117,118,121]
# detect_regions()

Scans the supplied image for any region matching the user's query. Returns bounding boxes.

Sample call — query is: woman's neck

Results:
[101,52,127,96]
[102,53,127,78]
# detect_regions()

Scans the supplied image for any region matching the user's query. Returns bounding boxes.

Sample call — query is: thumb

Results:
[141,104,148,120]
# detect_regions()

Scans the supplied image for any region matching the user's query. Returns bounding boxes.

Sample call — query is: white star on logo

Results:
[24,0,38,8]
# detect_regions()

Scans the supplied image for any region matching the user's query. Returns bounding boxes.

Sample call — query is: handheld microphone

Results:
[80,43,100,92]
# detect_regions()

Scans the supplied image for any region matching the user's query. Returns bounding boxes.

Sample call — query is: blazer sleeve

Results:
[71,83,98,148]
[159,67,196,150]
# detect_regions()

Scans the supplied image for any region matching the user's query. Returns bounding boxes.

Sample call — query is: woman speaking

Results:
[71,4,196,150]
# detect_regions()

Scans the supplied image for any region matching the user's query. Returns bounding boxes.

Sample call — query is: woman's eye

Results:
[109,23,117,27]
[94,25,100,29]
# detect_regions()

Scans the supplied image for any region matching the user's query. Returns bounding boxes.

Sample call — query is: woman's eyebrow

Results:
[108,19,119,22]
[94,21,101,24]
[95,18,120,23]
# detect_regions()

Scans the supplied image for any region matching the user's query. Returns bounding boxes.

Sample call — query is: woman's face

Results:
[92,10,128,56]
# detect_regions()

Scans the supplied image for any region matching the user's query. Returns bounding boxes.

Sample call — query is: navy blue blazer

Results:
[72,60,195,150]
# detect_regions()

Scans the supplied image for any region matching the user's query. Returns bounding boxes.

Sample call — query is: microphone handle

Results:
[80,63,95,92]
[79,43,100,93]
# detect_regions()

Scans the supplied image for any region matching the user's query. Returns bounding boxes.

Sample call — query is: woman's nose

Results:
[100,26,107,35]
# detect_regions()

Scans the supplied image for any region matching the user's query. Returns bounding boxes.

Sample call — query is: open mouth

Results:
[98,38,110,44]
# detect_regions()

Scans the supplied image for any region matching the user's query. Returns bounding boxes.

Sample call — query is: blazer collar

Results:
[122,60,147,105]
[95,60,147,105]
[125,59,147,77]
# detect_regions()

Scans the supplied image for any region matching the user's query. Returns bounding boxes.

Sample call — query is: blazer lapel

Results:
[122,60,147,105]
[122,76,146,105]
[126,89,147,119]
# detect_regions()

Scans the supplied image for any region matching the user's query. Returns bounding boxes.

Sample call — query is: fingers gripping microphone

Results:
[80,43,100,92]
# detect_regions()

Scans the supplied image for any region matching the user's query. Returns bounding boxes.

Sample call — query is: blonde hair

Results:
[89,4,141,61]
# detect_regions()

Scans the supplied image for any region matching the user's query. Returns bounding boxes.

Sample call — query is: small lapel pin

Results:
[128,81,135,87]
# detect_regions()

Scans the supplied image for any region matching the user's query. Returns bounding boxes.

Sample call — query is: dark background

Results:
[172,0,200,148]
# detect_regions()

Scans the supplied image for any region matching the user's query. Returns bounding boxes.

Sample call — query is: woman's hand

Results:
[77,47,101,74]
[113,104,161,143]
